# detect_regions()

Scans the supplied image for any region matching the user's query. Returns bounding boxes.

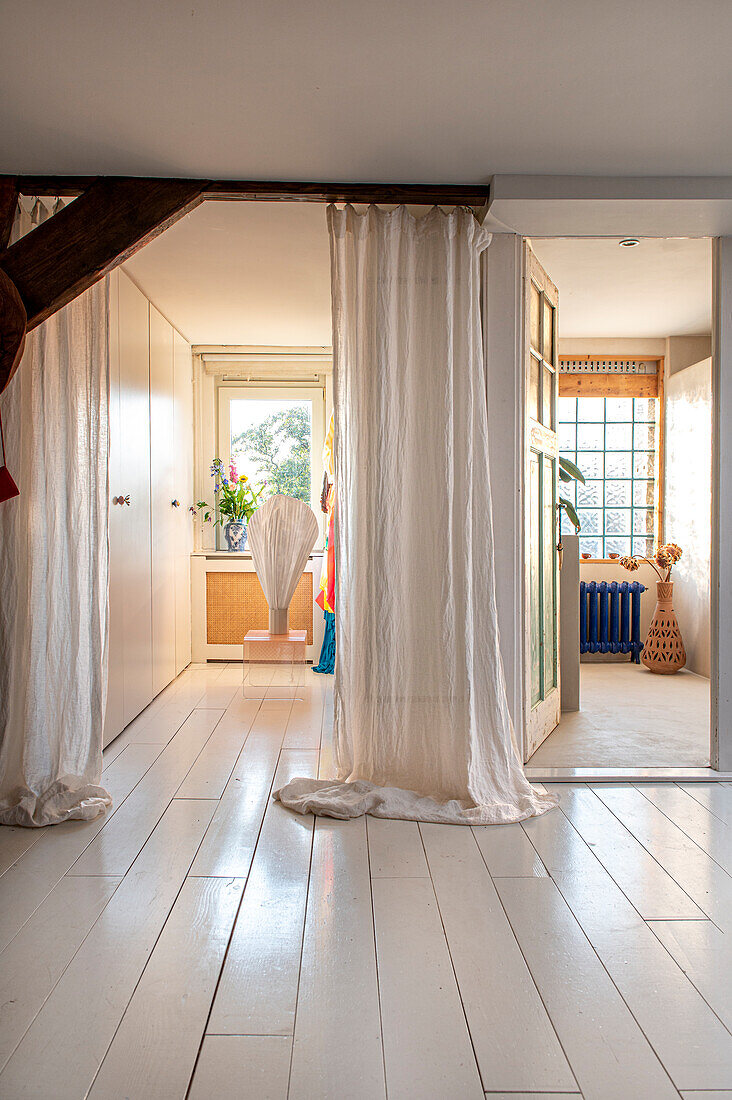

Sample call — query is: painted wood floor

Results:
[1,662,732,1099]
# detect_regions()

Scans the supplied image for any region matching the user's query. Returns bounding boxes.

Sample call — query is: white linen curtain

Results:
[0,198,112,826]
[276,204,555,824]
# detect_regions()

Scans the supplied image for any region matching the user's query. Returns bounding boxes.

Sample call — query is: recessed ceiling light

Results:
[619,238,640,247]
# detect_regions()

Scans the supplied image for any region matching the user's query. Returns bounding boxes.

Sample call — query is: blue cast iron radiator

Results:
[580,580,646,663]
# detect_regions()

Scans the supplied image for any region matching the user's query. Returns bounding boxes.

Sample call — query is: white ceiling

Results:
[123,201,332,345]
[123,202,711,345]
[529,237,711,338]
[2,1,732,181]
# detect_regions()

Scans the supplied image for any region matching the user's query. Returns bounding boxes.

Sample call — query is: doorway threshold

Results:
[525,766,732,782]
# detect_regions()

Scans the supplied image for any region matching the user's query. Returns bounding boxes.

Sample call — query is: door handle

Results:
[112,494,131,506]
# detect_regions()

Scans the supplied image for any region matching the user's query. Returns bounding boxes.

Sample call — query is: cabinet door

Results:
[103,272,124,747]
[173,330,193,675]
[150,306,177,696]
[118,274,153,725]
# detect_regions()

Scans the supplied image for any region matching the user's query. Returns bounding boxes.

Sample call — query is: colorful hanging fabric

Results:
[313,610,335,674]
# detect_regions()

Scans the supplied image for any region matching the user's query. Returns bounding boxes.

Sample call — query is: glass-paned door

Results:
[524,246,560,760]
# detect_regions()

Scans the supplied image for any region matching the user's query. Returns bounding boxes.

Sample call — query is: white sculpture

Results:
[247,494,319,635]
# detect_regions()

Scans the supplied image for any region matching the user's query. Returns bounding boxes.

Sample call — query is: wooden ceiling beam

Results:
[14,176,96,197]
[0,173,489,393]
[204,180,491,204]
[11,175,490,207]
[0,177,208,332]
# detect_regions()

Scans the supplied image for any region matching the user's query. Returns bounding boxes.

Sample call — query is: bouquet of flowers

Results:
[619,542,683,582]
[196,458,265,527]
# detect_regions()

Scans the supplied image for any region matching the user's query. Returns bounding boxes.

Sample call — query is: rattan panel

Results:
[206,571,313,645]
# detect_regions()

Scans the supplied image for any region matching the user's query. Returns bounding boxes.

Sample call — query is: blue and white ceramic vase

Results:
[224,517,247,552]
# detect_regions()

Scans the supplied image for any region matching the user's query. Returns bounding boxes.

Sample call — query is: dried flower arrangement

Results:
[619,542,683,582]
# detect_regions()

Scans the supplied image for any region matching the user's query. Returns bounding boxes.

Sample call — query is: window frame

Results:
[217,380,327,546]
[557,359,665,562]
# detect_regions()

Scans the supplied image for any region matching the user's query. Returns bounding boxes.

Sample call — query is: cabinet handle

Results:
[121,494,130,506]
[171,499,180,508]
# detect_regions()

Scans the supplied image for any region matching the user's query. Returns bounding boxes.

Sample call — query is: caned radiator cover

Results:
[206,571,314,645]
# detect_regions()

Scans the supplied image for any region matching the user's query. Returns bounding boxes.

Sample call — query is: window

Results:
[217,383,326,541]
[558,388,660,559]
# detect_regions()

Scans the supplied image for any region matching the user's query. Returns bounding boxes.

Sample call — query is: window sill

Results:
[191,550,324,559]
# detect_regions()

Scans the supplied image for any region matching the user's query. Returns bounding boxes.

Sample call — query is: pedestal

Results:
[243,629,307,699]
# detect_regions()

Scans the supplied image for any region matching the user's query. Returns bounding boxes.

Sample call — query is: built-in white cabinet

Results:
[150,305,177,697]
[173,329,194,674]
[104,271,193,747]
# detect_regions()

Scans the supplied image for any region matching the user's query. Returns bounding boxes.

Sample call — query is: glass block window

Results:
[559,395,658,559]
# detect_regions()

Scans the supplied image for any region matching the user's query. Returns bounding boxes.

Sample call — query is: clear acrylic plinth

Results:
[242,629,307,700]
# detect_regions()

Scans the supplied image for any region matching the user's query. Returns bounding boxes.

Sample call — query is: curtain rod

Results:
[10,175,491,207]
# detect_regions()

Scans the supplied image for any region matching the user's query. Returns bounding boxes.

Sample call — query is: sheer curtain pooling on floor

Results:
[0,199,112,827]
[276,204,555,824]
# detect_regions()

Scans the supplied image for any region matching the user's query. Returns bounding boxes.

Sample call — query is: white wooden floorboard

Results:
[176,700,261,799]
[119,698,195,744]
[207,749,317,1036]
[547,783,706,918]
[189,1035,292,1100]
[317,681,335,779]
[680,781,732,825]
[189,701,291,877]
[0,823,46,878]
[288,817,385,1100]
[485,1094,580,1099]
[496,876,679,1100]
[158,665,228,710]
[372,873,484,1100]
[191,679,240,710]
[680,1092,732,1099]
[550,864,732,1091]
[88,876,243,1099]
[6,686,732,1100]
[70,709,223,876]
[634,782,732,876]
[595,785,732,931]
[472,821,549,878]
[0,799,217,1100]
[111,691,169,741]
[649,918,732,1034]
[0,743,161,952]
[367,817,429,877]
[0,876,120,1072]
[100,733,131,767]
[283,679,326,749]
[420,823,576,1094]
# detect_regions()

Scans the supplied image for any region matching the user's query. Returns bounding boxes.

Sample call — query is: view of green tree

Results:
[232,404,311,504]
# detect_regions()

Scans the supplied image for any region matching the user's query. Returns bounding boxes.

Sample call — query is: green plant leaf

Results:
[559,455,586,485]
[559,468,572,483]
[560,496,581,531]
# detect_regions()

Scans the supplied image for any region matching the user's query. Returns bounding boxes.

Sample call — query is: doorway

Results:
[522,236,713,770]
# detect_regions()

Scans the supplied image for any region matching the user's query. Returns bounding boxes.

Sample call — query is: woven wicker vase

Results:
[641,581,686,674]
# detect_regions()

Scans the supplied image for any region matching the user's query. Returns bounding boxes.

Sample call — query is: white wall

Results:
[665,358,712,677]
[559,337,666,358]
[666,334,712,376]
